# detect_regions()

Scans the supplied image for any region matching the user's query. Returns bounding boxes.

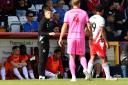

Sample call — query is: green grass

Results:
[0,78,128,85]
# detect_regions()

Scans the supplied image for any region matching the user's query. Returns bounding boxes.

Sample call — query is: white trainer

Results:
[83,70,91,80]
[39,75,45,80]
[70,78,76,82]
[70,76,76,82]
[106,77,118,80]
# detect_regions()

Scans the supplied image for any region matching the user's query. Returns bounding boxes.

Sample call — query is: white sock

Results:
[22,66,29,79]
[29,70,35,79]
[102,64,111,78]
[13,68,23,80]
[0,67,6,80]
[87,61,93,74]
[72,75,76,79]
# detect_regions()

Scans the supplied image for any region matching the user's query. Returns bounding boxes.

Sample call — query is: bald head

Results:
[71,0,80,6]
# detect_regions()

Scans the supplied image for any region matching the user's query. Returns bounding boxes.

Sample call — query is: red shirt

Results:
[20,55,31,62]
[45,55,64,74]
[5,54,20,71]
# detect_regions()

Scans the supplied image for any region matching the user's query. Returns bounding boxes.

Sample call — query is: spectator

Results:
[120,43,128,77]
[43,0,56,13]
[45,48,64,79]
[104,1,126,41]
[22,11,38,32]
[0,0,16,15]
[5,46,28,80]
[87,0,100,16]
[55,0,66,26]
[105,13,117,41]
[0,65,6,80]
[16,0,32,17]
[80,0,88,11]
[52,0,60,8]
[119,20,128,41]
[30,47,39,79]
[53,12,61,32]
[19,44,35,79]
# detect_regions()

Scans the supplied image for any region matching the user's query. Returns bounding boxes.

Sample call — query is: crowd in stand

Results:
[0,0,128,80]
[0,0,127,41]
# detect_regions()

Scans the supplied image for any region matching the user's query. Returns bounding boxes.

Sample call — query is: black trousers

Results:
[38,36,49,76]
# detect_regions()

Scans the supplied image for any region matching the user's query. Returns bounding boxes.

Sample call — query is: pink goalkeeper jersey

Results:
[64,8,89,39]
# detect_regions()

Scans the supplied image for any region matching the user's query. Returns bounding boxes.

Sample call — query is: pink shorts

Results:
[90,39,106,58]
[67,38,85,55]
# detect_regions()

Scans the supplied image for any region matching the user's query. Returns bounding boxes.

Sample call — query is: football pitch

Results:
[0,78,128,85]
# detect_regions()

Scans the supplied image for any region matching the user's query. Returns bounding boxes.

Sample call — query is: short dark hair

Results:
[95,5,104,12]
[12,46,19,51]
[19,44,27,55]
[54,48,61,53]
[43,6,52,12]
[26,10,34,16]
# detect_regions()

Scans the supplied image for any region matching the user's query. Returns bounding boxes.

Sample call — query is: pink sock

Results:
[80,56,87,70]
[69,56,76,77]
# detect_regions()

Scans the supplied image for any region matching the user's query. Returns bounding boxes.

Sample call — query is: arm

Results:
[58,23,68,47]
[20,60,27,67]
[101,26,109,48]
[86,22,93,40]
[10,61,21,68]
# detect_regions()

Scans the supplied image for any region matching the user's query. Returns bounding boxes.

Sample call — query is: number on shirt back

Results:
[91,22,96,32]
[73,14,79,25]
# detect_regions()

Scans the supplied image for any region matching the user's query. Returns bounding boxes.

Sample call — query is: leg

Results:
[45,70,57,79]
[69,54,76,81]
[28,69,35,79]
[13,68,23,80]
[88,41,96,76]
[38,42,49,79]
[101,57,117,80]
[79,55,89,78]
[22,66,29,79]
[79,55,87,69]
[121,65,127,78]
[0,67,6,80]
[88,55,95,75]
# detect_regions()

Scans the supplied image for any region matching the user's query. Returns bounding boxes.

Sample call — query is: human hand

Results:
[49,32,56,36]
[124,36,128,40]
[58,39,64,47]
[106,42,110,49]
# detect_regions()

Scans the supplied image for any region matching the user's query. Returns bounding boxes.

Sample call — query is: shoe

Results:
[106,77,117,80]
[83,70,91,80]
[70,78,76,82]
[70,76,76,82]
[39,75,45,80]
[19,77,24,80]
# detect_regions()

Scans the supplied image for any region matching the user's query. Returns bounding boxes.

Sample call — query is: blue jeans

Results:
[121,65,127,77]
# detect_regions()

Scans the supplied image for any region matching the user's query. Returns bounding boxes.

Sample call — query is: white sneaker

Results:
[39,75,45,80]
[19,77,24,80]
[106,77,117,80]
[70,78,76,82]
[70,76,76,82]
[83,70,91,80]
